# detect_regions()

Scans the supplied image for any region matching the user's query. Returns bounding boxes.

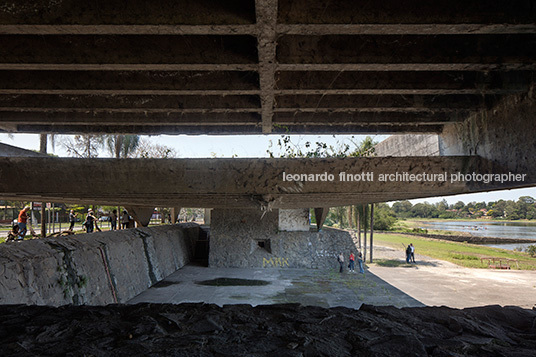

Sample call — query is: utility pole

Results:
[370,203,374,263]
[40,134,47,238]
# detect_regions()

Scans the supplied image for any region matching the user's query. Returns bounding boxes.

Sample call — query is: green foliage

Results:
[526,245,536,257]
[373,203,397,230]
[266,135,377,158]
[389,197,536,220]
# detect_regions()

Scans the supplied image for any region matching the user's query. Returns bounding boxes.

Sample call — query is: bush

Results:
[526,245,536,257]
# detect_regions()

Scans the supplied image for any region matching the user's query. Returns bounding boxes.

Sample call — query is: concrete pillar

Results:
[204,208,211,225]
[278,208,309,231]
[124,206,154,227]
[209,208,279,267]
[171,207,181,223]
[314,207,329,231]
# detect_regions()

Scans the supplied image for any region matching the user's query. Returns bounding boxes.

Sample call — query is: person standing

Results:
[410,243,416,263]
[110,209,118,230]
[406,244,411,263]
[17,206,30,240]
[337,252,345,273]
[349,251,355,273]
[357,251,365,274]
[69,210,78,231]
[85,209,98,233]
[121,210,130,229]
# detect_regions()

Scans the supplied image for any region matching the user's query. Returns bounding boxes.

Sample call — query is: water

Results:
[415,220,536,251]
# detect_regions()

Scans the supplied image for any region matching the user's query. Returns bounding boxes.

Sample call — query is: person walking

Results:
[337,252,345,273]
[357,251,365,274]
[110,210,118,230]
[406,244,411,263]
[410,243,416,263]
[69,210,78,231]
[17,206,30,240]
[349,251,355,273]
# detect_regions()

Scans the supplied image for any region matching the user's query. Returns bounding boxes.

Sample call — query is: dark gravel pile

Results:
[1,303,535,356]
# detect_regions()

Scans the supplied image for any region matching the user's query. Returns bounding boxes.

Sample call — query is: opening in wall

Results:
[256,239,271,254]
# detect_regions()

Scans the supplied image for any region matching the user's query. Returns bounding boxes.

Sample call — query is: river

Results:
[415,220,536,251]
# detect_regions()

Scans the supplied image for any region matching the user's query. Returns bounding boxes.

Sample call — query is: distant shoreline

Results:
[405,218,536,224]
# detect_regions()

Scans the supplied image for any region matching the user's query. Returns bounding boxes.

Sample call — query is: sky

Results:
[1,133,535,205]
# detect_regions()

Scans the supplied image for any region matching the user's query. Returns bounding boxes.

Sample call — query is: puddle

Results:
[196,278,270,286]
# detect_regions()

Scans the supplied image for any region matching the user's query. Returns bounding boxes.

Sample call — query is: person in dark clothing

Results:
[110,210,117,230]
[406,245,411,263]
[85,209,98,233]
[69,210,78,231]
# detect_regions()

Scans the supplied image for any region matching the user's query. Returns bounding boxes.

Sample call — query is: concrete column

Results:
[204,208,211,225]
[171,207,181,223]
[124,206,154,227]
[278,208,309,231]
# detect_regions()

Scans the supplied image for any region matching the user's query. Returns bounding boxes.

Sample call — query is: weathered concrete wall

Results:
[439,88,536,183]
[278,208,310,231]
[375,134,440,157]
[0,224,199,305]
[209,209,358,269]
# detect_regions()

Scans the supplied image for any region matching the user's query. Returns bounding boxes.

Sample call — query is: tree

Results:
[373,203,397,230]
[133,139,178,158]
[61,135,104,158]
[105,135,140,159]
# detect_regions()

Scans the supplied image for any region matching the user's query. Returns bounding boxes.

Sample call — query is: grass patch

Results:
[374,233,536,270]
[375,259,414,268]
[196,278,270,286]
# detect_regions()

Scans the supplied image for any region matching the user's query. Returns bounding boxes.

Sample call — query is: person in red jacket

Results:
[349,251,355,273]
[17,206,30,240]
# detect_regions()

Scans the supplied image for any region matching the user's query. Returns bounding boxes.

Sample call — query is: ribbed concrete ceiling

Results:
[0,0,534,135]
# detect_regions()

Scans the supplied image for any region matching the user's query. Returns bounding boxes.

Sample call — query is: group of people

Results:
[10,206,134,241]
[405,243,416,263]
[337,251,365,274]
[70,209,132,233]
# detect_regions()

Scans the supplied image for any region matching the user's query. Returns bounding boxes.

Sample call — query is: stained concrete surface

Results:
[129,245,536,309]
[128,264,423,309]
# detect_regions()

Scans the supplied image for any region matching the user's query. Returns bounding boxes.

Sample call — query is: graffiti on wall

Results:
[262,257,290,267]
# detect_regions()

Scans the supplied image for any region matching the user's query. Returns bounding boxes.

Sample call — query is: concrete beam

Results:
[124,206,154,227]
[0,156,526,209]
[314,208,329,231]
[440,86,536,181]
[3,123,445,135]
[256,0,277,133]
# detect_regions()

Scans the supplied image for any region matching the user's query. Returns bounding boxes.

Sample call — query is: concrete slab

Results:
[127,264,423,309]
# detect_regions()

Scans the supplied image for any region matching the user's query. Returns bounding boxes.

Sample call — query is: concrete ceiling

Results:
[0,0,534,135]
